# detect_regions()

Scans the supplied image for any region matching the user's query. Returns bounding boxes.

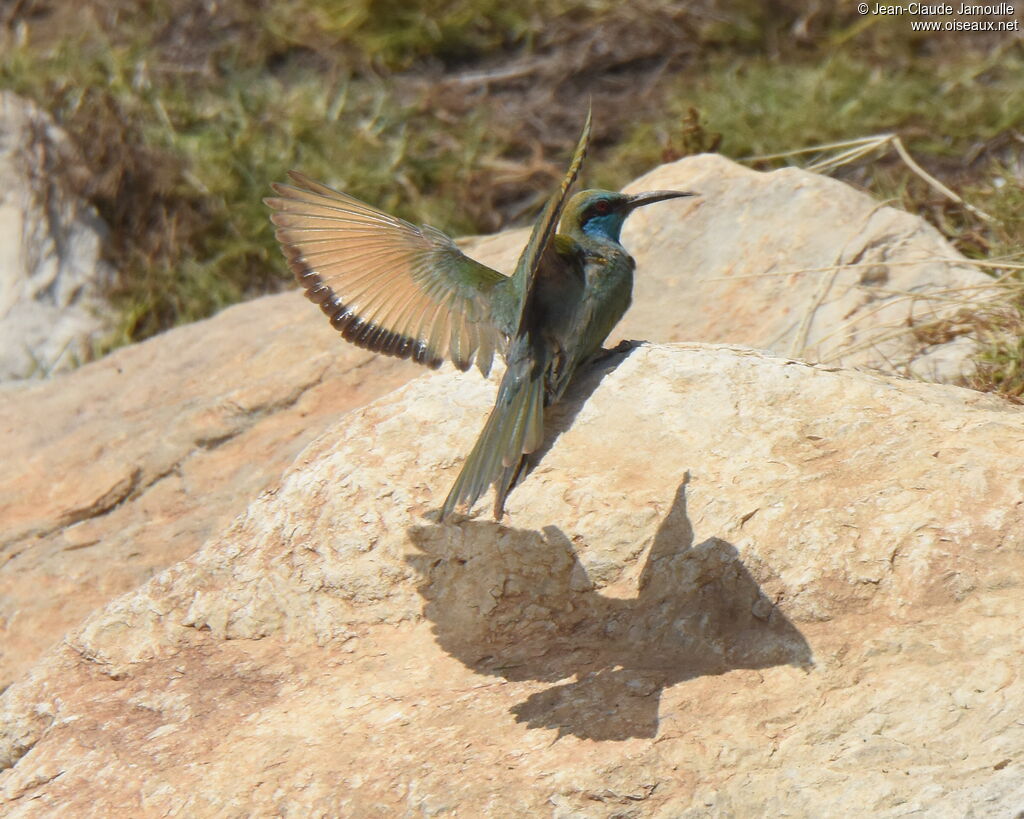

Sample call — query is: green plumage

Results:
[266,113,695,521]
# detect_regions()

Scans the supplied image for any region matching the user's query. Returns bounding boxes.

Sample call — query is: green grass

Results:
[1,27,507,345]
[599,49,1024,188]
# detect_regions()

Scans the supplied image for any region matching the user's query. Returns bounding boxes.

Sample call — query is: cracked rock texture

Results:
[0,295,419,687]
[0,92,115,381]
[2,344,1024,816]
[1,155,988,689]
[0,155,1009,813]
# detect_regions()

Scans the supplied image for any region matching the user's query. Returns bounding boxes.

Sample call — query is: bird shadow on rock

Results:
[406,477,814,741]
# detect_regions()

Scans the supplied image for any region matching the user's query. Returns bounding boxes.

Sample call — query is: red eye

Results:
[594,200,611,214]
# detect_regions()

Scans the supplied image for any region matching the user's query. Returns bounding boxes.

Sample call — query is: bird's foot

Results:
[591,339,638,364]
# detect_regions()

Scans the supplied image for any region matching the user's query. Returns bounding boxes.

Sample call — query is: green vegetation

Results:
[1,2,1021,390]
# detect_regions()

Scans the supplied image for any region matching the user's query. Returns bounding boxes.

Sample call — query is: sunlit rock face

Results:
[4,343,1024,816]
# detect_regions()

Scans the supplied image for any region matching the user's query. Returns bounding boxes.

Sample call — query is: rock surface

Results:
[465,154,992,381]
[0,154,997,693]
[0,92,114,380]
[3,343,1024,815]
[0,294,419,688]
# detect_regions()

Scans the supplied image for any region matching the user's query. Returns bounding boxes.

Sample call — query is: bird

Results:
[265,112,695,520]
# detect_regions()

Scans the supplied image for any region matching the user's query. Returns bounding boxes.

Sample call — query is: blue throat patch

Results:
[582,212,627,242]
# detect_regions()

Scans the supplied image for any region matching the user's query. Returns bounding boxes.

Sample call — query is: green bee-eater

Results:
[266,113,694,520]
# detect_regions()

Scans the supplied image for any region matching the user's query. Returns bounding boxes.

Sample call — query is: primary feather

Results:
[266,173,509,375]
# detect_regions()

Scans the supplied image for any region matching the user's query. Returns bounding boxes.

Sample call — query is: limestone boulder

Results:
[2,344,1023,815]
[464,154,992,381]
[0,152,995,700]
[0,92,114,380]
[0,293,419,688]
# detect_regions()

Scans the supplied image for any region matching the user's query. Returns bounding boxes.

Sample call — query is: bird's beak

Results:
[626,190,697,211]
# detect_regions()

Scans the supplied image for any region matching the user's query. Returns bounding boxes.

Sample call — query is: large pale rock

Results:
[464,155,992,381]
[2,344,1023,815]
[0,154,994,698]
[0,293,419,688]
[0,92,114,380]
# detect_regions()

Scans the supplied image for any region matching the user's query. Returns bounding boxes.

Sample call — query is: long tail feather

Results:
[492,456,528,521]
[441,363,545,520]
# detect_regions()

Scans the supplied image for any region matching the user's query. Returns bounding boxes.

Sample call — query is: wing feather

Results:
[266,171,507,374]
[510,108,592,334]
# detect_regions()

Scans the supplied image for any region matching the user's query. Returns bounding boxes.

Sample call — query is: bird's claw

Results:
[591,339,637,364]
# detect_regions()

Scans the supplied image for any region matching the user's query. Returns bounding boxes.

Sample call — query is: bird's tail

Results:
[440,360,545,520]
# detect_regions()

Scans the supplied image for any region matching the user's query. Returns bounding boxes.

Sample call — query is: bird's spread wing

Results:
[267,172,507,375]
[511,108,592,335]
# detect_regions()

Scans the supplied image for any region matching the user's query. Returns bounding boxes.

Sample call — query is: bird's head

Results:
[564,188,696,242]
